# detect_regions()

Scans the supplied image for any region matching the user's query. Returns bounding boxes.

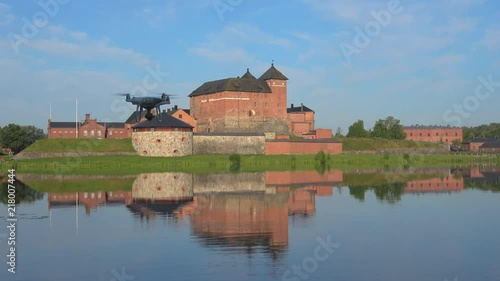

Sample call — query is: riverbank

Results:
[1,153,498,175]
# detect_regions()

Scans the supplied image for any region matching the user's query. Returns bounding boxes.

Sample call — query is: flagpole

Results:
[76,98,78,138]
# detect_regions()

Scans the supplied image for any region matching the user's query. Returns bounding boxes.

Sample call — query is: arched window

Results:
[84,130,88,137]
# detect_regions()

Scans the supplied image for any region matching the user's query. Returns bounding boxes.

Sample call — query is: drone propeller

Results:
[113,93,130,96]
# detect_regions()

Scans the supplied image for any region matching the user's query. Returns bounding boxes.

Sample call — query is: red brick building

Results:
[48,112,145,139]
[461,138,500,152]
[287,103,315,136]
[189,65,290,134]
[403,125,462,144]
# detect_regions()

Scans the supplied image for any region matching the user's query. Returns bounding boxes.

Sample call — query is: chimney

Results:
[85,113,90,121]
[174,105,178,110]
[301,103,304,111]
[163,110,166,113]
[291,103,294,108]
[167,108,171,112]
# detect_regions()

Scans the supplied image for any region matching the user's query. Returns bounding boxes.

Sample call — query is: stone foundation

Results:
[132,131,193,157]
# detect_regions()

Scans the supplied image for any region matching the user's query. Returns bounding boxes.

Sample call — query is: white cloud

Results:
[133,1,176,28]
[6,24,152,67]
[0,2,15,26]
[190,23,292,63]
[478,28,500,50]
[437,17,477,35]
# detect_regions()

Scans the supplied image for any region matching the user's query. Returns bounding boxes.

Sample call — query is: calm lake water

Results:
[1,167,500,281]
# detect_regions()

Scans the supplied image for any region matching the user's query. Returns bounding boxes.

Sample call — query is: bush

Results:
[229,153,241,173]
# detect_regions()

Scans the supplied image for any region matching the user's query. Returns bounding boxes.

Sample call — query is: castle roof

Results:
[259,64,288,81]
[287,103,314,113]
[132,112,194,129]
[241,68,256,79]
[188,77,271,97]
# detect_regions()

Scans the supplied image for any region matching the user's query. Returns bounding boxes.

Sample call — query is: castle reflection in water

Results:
[45,167,499,258]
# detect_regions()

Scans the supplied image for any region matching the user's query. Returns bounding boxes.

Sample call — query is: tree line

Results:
[462,123,500,141]
[0,124,46,154]
[340,116,406,140]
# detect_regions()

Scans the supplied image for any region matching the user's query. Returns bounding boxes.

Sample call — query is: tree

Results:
[371,116,405,139]
[335,127,343,137]
[347,120,370,138]
[0,124,46,154]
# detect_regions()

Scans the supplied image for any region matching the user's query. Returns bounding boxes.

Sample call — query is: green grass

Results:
[0,153,497,175]
[23,138,135,153]
[336,136,444,151]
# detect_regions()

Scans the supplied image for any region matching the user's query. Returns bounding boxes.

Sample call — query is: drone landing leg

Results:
[157,105,162,122]
[136,105,140,122]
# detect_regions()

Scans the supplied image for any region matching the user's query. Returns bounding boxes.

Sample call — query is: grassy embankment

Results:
[0,138,498,175]
[336,136,445,151]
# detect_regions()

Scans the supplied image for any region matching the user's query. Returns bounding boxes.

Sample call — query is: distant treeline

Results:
[463,123,500,141]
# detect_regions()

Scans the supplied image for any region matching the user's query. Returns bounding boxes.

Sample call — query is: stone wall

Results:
[193,133,266,155]
[196,116,289,134]
[132,131,193,157]
[132,173,194,201]
[265,139,343,155]
[193,173,266,193]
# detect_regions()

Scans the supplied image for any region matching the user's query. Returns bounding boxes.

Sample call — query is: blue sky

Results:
[0,0,498,133]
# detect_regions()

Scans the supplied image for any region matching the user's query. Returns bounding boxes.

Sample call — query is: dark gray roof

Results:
[132,112,193,129]
[125,111,147,124]
[480,142,500,148]
[241,68,256,79]
[287,104,314,113]
[104,122,125,129]
[49,122,80,128]
[189,77,272,97]
[258,64,288,80]
[403,125,460,129]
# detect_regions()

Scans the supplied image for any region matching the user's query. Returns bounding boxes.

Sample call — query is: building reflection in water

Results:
[44,167,499,259]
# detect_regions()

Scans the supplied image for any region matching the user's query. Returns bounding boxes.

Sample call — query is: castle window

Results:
[150,128,154,132]
[428,133,430,136]
[455,132,458,136]
[419,133,422,136]
[410,133,413,136]
[84,131,88,137]
[445,133,448,136]
[53,131,56,133]
[109,131,113,136]
[70,131,73,133]
[98,131,101,136]
[436,133,438,136]
[91,130,95,136]
[59,131,62,133]
[64,131,67,133]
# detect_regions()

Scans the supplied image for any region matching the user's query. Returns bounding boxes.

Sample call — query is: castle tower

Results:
[258,63,288,119]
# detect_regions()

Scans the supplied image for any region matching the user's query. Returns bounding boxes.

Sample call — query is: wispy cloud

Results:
[478,28,500,50]
[16,25,152,67]
[0,2,15,26]
[133,1,176,28]
[190,23,292,63]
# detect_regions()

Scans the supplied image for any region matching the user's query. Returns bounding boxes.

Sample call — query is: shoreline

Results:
[0,153,498,175]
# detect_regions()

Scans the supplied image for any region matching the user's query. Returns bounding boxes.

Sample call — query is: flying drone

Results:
[116,93,175,121]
